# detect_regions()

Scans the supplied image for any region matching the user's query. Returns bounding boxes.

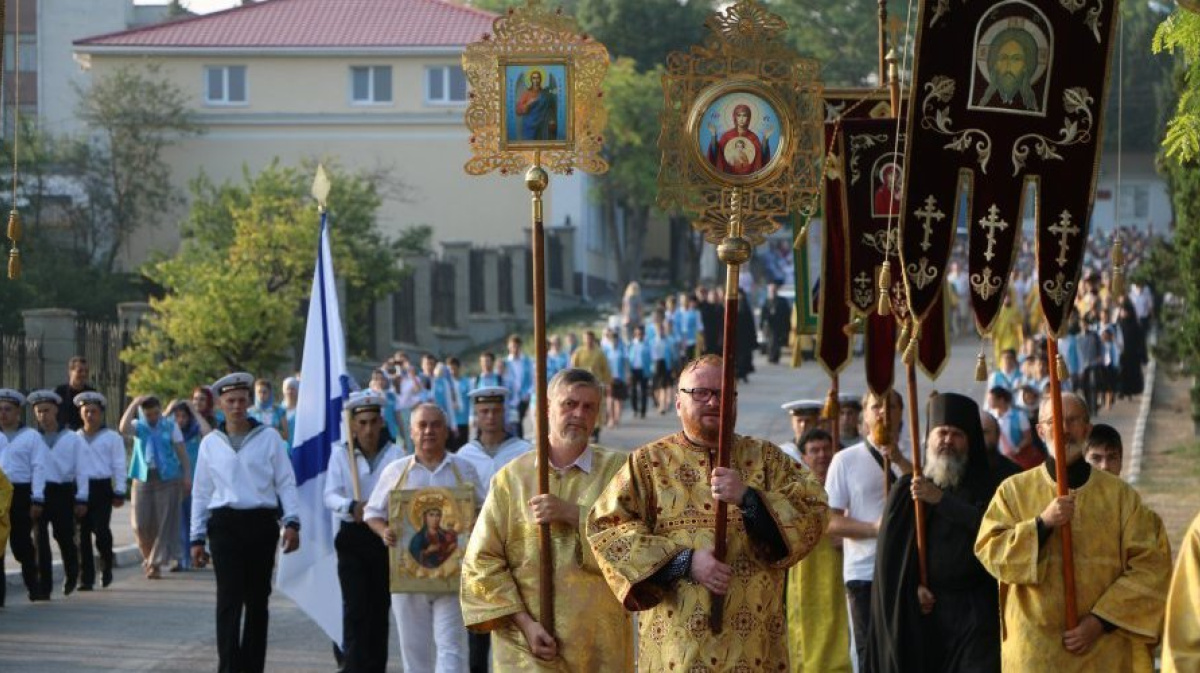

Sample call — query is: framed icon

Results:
[388,485,477,594]
[688,80,793,188]
[500,59,573,150]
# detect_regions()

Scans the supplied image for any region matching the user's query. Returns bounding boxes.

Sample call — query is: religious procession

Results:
[1,0,1200,671]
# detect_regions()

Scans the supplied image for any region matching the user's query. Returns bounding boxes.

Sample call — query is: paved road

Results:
[0,334,1145,671]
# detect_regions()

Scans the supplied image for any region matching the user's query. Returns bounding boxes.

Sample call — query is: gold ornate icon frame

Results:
[462,1,609,176]
[658,0,825,246]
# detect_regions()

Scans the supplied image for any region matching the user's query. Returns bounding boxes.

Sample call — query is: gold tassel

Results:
[902,321,920,365]
[1056,354,1070,381]
[1111,237,1125,298]
[871,413,890,447]
[822,389,838,422]
[877,261,892,317]
[975,351,988,381]
[896,320,911,353]
[6,211,20,280]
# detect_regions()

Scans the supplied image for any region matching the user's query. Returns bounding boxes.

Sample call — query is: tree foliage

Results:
[1155,10,1200,160]
[75,63,201,272]
[122,161,427,398]
[770,0,893,87]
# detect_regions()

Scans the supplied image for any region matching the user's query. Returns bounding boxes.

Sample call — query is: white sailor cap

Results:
[74,391,107,409]
[838,393,863,410]
[0,388,26,407]
[212,372,255,396]
[781,399,823,416]
[346,390,387,415]
[469,385,509,404]
[27,389,63,407]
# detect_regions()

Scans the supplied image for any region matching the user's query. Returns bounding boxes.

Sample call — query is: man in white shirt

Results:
[824,389,912,670]
[324,390,406,672]
[74,391,127,590]
[0,388,45,602]
[456,386,531,491]
[28,390,89,598]
[366,403,485,673]
[190,372,301,673]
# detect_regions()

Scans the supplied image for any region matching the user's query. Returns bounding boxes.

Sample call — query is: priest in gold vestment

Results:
[975,392,1170,672]
[588,356,829,672]
[461,369,633,671]
[1162,510,1200,673]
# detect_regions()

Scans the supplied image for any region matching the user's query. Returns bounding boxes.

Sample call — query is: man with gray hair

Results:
[366,403,485,673]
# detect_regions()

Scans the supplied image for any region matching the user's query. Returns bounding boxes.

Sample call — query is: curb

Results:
[5,544,142,590]
[1126,355,1156,486]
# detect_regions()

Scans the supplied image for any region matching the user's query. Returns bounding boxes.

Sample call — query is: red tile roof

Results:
[76,0,498,49]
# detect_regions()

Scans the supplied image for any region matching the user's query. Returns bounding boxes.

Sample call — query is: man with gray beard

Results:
[867,393,1002,672]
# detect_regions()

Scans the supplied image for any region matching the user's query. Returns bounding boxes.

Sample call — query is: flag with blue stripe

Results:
[275,209,348,645]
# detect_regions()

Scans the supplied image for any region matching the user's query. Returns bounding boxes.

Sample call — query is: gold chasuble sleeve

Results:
[1163,511,1200,673]
[974,468,1170,672]
[587,433,828,672]
[460,448,633,672]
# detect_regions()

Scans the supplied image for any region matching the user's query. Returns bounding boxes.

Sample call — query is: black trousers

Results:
[36,482,79,596]
[516,399,530,439]
[629,369,648,417]
[4,483,37,602]
[846,580,873,672]
[469,632,490,673]
[79,479,115,587]
[208,507,279,673]
[335,521,390,673]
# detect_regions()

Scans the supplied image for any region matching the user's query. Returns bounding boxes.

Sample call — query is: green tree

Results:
[770,0,893,87]
[1103,0,1175,152]
[578,0,712,71]
[122,161,426,398]
[75,63,200,272]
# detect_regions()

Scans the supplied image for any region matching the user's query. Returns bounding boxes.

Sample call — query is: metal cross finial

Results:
[913,195,945,252]
[1048,210,1081,268]
[977,204,1009,262]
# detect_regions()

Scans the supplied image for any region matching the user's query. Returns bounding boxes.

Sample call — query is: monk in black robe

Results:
[867,392,1002,673]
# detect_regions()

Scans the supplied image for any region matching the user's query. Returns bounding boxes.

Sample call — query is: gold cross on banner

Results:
[977,204,1009,262]
[913,195,946,252]
[1048,210,1080,268]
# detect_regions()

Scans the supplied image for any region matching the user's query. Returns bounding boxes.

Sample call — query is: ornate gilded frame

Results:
[463,1,609,176]
[658,0,825,246]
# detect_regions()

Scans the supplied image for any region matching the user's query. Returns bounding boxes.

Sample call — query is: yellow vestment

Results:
[974,466,1171,672]
[587,433,829,672]
[992,301,1025,364]
[460,447,633,672]
[1163,510,1200,673]
[786,534,851,673]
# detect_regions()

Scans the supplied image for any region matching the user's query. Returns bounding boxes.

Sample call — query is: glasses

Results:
[678,387,737,403]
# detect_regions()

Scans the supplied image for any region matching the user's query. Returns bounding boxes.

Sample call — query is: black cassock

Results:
[866,394,1010,673]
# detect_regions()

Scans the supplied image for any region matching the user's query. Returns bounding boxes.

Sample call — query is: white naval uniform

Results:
[77,428,128,497]
[1,427,46,486]
[778,440,804,465]
[324,441,406,523]
[190,425,300,539]
[454,435,531,494]
[365,452,485,673]
[33,430,89,503]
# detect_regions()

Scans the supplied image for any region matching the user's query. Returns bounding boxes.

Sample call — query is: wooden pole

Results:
[904,359,928,587]
[343,408,362,502]
[1045,334,1079,629]
[710,190,751,633]
[525,159,555,635]
[830,374,841,450]
[877,0,888,87]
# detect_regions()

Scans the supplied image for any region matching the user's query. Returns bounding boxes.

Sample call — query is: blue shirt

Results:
[603,340,629,381]
[130,417,184,482]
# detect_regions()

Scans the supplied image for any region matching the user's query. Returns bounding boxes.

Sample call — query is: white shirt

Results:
[190,425,301,541]
[1,426,47,485]
[324,441,406,522]
[395,377,423,410]
[778,441,803,464]
[455,435,531,494]
[364,452,484,523]
[824,439,911,582]
[33,430,89,502]
[77,428,129,496]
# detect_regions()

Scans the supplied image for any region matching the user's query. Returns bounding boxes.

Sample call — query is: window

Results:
[1118,185,1149,220]
[4,35,37,72]
[426,65,467,104]
[351,66,393,104]
[205,66,247,105]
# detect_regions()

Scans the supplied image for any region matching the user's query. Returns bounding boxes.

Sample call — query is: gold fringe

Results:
[877,261,892,317]
[1056,354,1070,381]
[822,389,838,422]
[975,351,988,382]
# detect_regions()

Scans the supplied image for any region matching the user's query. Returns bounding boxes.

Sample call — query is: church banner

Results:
[899,0,1117,336]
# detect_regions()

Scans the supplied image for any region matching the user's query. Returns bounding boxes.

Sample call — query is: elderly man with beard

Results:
[975,392,1171,671]
[587,355,828,671]
[868,393,1002,673]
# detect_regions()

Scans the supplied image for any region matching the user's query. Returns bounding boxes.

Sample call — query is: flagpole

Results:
[526,156,555,636]
[1045,334,1078,629]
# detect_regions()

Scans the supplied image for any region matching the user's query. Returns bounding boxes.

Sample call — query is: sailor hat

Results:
[781,399,823,415]
[27,389,63,407]
[74,391,107,409]
[838,393,864,410]
[0,389,26,407]
[213,372,255,396]
[469,385,510,405]
[346,390,387,415]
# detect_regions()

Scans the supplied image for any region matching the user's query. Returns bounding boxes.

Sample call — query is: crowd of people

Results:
[1,252,1199,672]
